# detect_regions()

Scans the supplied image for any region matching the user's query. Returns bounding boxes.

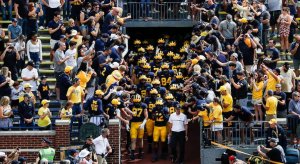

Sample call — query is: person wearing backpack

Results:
[257,138,286,163]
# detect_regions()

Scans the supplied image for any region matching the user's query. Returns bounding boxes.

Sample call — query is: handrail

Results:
[124,2,192,21]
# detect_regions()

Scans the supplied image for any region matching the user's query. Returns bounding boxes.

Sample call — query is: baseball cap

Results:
[217,86,227,92]
[23,93,31,98]
[275,84,282,88]
[64,66,73,73]
[231,53,238,59]
[268,118,277,125]
[41,99,50,105]
[70,30,78,36]
[69,149,79,156]
[95,90,104,96]
[269,138,279,143]
[23,83,33,88]
[41,75,47,80]
[239,18,248,23]
[60,35,66,39]
[118,45,125,51]
[79,149,90,158]
[12,18,17,22]
[86,135,93,140]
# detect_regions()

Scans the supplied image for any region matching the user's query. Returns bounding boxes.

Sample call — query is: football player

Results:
[128,94,148,160]
[152,98,169,161]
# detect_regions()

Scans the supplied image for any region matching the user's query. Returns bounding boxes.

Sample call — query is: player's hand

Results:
[185,136,188,142]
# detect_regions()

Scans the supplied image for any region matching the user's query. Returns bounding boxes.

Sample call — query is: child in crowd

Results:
[10,81,22,109]
[60,101,73,121]
[37,75,50,101]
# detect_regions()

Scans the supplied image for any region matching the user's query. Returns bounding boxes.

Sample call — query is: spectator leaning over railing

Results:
[81,135,97,163]
[225,104,254,145]
[265,119,287,151]
[257,138,286,164]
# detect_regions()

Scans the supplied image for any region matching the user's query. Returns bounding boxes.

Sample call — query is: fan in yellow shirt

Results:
[263,90,278,121]
[38,100,52,130]
[206,97,223,143]
[262,64,281,93]
[66,78,85,104]
[190,104,210,128]
[60,101,73,121]
[217,86,233,143]
[250,72,264,122]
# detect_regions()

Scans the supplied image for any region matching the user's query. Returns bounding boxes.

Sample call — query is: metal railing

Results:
[198,118,294,149]
[123,2,192,21]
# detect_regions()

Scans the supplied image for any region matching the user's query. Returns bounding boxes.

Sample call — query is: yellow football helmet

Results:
[155,98,164,105]
[143,63,151,69]
[173,54,181,60]
[142,40,149,45]
[170,84,179,90]
[154,54,162,60]
[180,63,187,69]
[138,47,145,53]
[152,79,161,85]
[134,39,141,45]
[138,57,147,64]
[157,38,165,44]
[111,99,120,105]
[161,63,169,69]
[146,45,154,51]
[167,51,175,57]
[168,41,176,47]
[150,88,158,95]
[132,94,142,103]
[165,93,174,100]
[139,75,147,80]
[176,72,183,79]
[180,47,186,53]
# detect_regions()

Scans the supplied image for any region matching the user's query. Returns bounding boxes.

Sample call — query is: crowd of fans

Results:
[0,0,300,163]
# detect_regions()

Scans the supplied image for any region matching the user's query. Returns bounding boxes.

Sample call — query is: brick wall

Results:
[107,119,121,164]
[0,120,121,163]
[0,120,70,162]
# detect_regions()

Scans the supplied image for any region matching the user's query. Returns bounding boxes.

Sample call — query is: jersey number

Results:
[101,67,106,76]
[132,108,143,117]
[161,77,171,86]
[156,114,164,122]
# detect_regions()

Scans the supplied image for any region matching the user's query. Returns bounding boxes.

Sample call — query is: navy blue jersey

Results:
[164,101,179,115]
[85,97,104,116]
[136,83,151,99]
[153,107,169,126]
[105,104,117,119]
[129,103,147,122]
[157,70,175,88]
[144,97,157,119]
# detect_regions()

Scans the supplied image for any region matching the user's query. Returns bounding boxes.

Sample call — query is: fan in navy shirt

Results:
[110,45,125,63]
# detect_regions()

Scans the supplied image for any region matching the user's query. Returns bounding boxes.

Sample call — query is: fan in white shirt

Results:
[21,61,39,92]
[92,128,112,164]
